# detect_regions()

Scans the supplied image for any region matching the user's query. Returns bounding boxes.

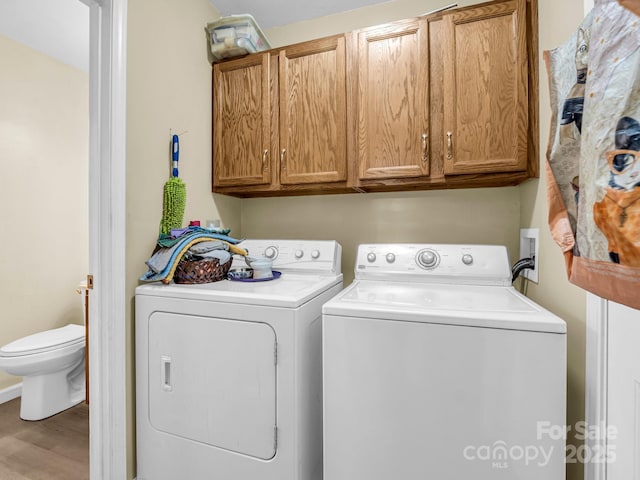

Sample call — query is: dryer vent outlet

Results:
[519,228,539,283]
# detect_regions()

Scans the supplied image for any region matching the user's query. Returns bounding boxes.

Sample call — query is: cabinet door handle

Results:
[280,149,287,171]
[421,133,428,163]
[446,132,453,160]
[262,149,269,172]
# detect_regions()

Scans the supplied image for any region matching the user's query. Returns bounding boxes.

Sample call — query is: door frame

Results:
[84,0,128,478]
[581,1,604,479]
[585,293,608,480]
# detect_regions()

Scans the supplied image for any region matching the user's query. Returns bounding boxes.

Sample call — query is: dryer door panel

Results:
[148,312,277,460]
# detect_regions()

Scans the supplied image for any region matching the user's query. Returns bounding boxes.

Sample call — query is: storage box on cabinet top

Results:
[206,14,271,62]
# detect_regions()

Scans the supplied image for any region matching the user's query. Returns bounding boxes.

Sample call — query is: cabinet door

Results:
[443,0,528,175]
[213,54,272,187]
[279,36,347,184]
[357,18,430,180]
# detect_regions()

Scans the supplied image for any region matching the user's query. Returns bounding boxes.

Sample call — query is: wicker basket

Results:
[174,257,232,284]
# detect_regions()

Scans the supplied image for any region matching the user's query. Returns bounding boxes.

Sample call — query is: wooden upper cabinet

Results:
[357,18,430,181]
[211,0,537,197]
[213,53,272,187]
[443,0,528,175]
[279,36,347,185]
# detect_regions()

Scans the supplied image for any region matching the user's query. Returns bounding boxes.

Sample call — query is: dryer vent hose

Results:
[511,257,535,282]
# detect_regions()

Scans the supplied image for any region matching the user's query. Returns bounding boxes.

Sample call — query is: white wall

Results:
[0,34,89,391]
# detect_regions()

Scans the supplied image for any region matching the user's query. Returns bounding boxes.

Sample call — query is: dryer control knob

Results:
[311,250,320,259]
[417,249,439,269]
[367,252,376,263]
[386,253,396,263]
[462,254,474,265]
[264,246,278,259]
[295,249,304,259]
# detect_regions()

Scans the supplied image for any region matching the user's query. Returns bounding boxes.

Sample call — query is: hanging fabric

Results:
[544,0,640,309]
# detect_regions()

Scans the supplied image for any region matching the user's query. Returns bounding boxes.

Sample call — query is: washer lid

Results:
[0,324,85,357]
[322,281,566,334]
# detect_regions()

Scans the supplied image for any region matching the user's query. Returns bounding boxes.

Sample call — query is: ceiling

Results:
[0,0,393,72]
[0,0,89,72]
[211,0,393,29]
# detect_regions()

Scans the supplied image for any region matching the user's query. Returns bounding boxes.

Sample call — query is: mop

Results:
[159,134,186,235]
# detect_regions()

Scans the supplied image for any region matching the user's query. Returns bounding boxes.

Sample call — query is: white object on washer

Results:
[322,244,567,480]
[135,239,342,480]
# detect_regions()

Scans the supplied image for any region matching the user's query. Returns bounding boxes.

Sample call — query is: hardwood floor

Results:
[0,398,89,479]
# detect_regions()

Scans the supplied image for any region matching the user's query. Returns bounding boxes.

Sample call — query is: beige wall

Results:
[522,2,587,479]
[126,0,240,476]
[0,34,88,391]
[243,188,521,284]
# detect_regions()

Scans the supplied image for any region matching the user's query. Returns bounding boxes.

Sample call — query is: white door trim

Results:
[585,293,608,480]
[86,0,128,478]
[581,1,602,479]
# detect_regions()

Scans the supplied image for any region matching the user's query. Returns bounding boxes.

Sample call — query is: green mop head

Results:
[160,176,186,235]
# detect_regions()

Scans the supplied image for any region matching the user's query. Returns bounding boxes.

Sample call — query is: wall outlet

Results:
[519,228,539,283]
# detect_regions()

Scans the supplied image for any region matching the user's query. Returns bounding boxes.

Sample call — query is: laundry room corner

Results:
[125,0,240,477]
[519,1,588,480]
[125,0,599,478]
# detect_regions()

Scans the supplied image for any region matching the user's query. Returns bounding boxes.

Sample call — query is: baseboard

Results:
[0,383,22,404]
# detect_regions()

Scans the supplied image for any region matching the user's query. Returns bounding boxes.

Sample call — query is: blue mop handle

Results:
[172,134,179,177]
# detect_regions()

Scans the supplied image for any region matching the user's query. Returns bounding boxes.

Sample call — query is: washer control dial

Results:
[295,249,304,259]
[386,253,396,263]
[264,246,278,259]
[417,249,439,269]
[367,252,377,263]
[311,250,320,259]
[462,253,474,265]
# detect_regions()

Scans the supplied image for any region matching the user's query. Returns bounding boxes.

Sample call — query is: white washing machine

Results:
[136,239,342,480]
[323,244,566,480]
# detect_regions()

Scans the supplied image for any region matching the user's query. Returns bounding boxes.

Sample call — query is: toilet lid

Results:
[0,324,85,357]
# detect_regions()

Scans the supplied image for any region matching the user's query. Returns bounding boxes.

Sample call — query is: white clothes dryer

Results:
[136,239,342,480]
[322,244,566,480]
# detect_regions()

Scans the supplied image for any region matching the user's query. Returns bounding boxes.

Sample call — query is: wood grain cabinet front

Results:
[213,53,272,188]
[356,17,430,183]
[279,36,348,186]
[442,0,529,176]
[212,36,349,195]
[211,0,538,197]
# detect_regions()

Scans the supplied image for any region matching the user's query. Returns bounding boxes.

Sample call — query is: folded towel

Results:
[190,249,231,265]
[158,227,241,248]
[188,240,228,255]
[145,246,175,274]
[182,242,231,265]
[141,233,247,283]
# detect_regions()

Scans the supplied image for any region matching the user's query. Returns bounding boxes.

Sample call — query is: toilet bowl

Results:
[0,324,85,420]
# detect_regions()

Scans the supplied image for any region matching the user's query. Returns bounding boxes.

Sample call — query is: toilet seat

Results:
[0,324,84,357]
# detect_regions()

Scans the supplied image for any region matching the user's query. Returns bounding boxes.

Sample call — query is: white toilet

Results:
[0,324,86,420]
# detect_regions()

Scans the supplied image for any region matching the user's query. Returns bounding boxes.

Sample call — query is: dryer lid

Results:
[136,272,343,308]
[0,324,85,356]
